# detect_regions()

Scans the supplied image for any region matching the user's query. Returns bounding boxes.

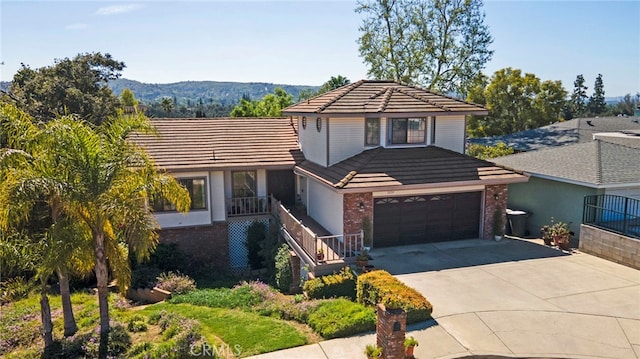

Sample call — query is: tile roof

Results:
[282,80,487,117]
[296,146,526,190]
[129,118,303,171]
[469,116,640,151]
[492,140,640,186]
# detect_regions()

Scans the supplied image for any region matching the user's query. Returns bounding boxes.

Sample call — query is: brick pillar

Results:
[343,192,373,249]
[483,184,508,239]
[376,304,406,359]
[289,250,301,293]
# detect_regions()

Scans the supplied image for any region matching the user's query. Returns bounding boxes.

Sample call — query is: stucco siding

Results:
[299,116,327,166]
[506,176,599,238]
[434,116,465,153]
[308,179,343,235]
[329,117,365,165]
[155,171,212,228]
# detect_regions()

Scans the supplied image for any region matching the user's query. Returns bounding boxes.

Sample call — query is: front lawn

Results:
[139,303,308,357]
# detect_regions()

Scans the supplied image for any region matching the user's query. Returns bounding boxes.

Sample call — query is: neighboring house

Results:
[493,139,640,238]
[469,116,640,152]
[132,80,528,275]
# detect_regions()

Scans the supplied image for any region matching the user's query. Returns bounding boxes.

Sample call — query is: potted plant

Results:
[540,224,552,245]
[356,249,369,267]
[404,336,419,358]
[364,344,382,359]
[316,248,325,261]
[493,206,505,241]
[548,219,571,250]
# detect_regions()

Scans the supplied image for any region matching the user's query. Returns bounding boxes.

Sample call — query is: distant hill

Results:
[1,78,319,105]
[107,78,319,105]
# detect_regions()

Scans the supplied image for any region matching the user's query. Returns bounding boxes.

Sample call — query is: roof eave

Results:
[282,110,488,118]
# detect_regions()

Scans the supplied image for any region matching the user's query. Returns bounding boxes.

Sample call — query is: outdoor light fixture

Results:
[358,201,365,210]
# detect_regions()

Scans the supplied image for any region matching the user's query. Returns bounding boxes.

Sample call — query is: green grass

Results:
[140,302,308,357]
[307,298,376,339]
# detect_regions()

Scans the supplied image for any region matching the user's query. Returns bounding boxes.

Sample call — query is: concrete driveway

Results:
[250,238,640,359]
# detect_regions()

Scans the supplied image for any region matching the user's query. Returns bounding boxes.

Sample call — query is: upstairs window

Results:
[153,177,207,212]
[390,118,426,144]
[232,171,257,198]
[365,118,380,146]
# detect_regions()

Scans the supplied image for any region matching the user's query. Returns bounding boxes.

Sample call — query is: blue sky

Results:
[1,1,638,96]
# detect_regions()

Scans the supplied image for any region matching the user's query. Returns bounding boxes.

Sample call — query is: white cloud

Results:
[65,23,89,30]
[95,4,143,16]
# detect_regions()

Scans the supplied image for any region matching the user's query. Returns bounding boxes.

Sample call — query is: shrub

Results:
[274,244,292,292]
[282,299,322,323]
[357,270,433,324]
[0,277,35,304]
[307,298,375,338]
[303,267,356,300]
[131,266,162,289]
[81,322,131,358]
[127,314,148,332]
[147,243,188,273]
[155,272,197,294]
[246,221,267,270]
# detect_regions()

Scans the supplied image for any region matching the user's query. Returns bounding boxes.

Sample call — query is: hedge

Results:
[303,267,356,300]
[356,270,433,324]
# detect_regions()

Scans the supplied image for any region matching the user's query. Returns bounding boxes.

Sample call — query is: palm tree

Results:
[0,103,94,337]
[39,112,190,338]
[1,104,190,351]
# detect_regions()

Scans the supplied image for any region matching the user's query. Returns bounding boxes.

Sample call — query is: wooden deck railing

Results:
[273,199,364,265]
[226,196,271,217]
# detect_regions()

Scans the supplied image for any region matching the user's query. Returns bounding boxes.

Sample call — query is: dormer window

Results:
[365,118,380,146]
[390,118,426,144]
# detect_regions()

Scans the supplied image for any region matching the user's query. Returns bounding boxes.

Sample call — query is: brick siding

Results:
[158,222,229,269]
[343,192,373,234]
[483,184,508,239]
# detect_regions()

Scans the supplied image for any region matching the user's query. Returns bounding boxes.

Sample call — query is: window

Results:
[153,178,207,212]
[365,118,380,146]
[232,171,257,198]
[389,118,426,144]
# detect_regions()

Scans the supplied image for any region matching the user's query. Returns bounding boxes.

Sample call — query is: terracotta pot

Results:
[406,345,416,358]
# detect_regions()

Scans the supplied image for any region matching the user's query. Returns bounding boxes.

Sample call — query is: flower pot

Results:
[406,345,416,358]
[356,259,368,267]
[494,235,502,241]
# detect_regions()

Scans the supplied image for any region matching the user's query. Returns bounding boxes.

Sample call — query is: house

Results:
[469,116,640,152]
[131,80,528,275]
[130,117,303,269]
[492,139,640,239]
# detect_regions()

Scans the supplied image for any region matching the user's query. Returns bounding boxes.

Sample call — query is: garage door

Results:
[373,192,482,247]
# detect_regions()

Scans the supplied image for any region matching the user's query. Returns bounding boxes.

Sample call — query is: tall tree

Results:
[588,73,606,115]
[318,75,351,94]
[159,97,174,114]
[0,105,191,350]
[8,52,124,125]
[567,74,588,119]
[297,75,351,101]
[467,68,568,137]
[610,93,640,116]
[230,87,293,117]
[356,0,493,95]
